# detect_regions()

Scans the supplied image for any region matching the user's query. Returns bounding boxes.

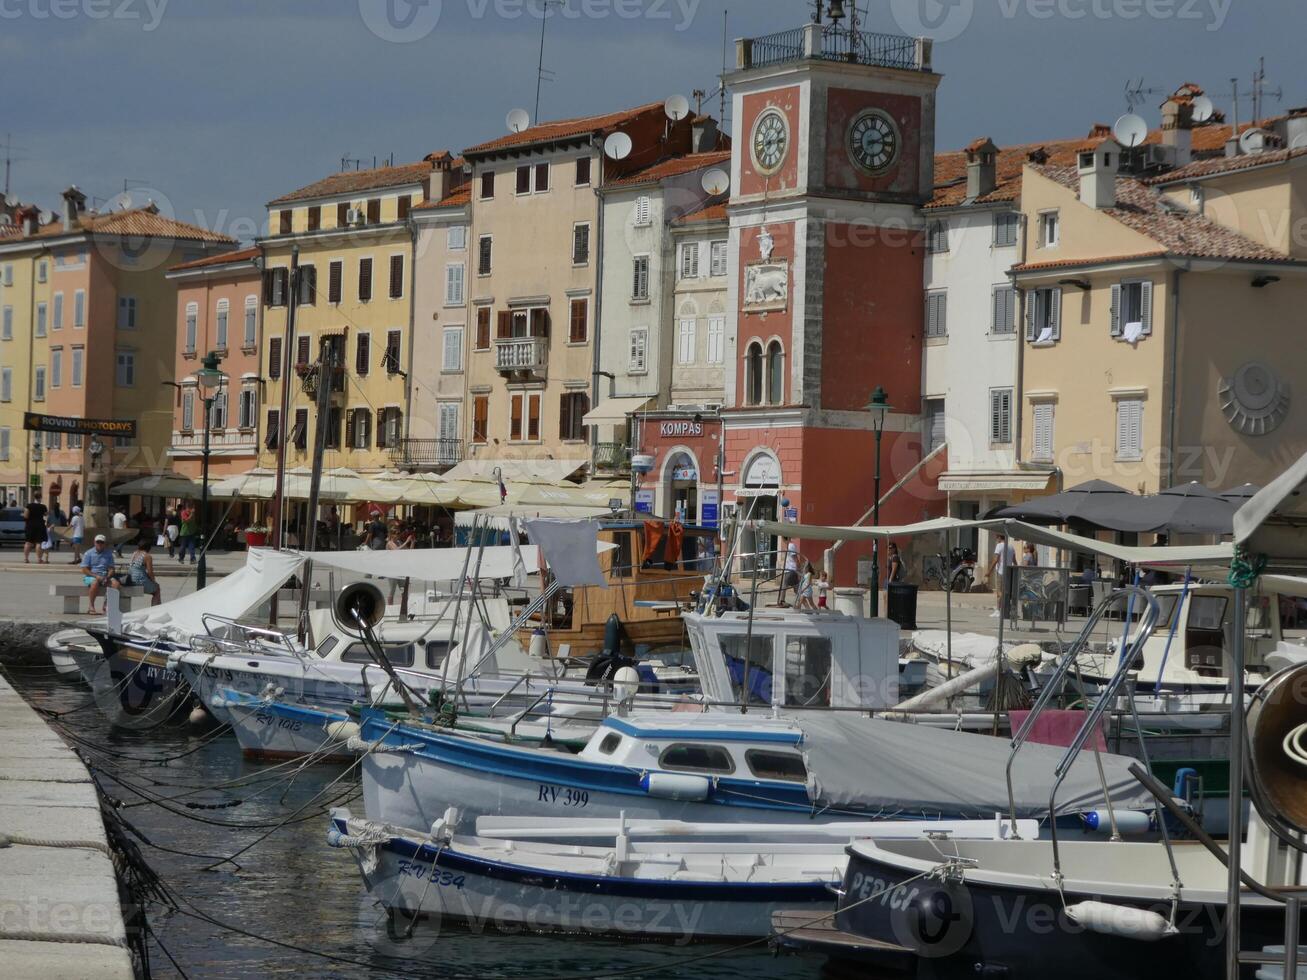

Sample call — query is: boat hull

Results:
[221,694,355,763]
[79,632,193,728]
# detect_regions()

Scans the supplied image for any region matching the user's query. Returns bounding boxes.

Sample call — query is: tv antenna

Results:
[340,155,365,172]
[1,133,29,198]
[1123,77,1164,113]
[533,0,564,121]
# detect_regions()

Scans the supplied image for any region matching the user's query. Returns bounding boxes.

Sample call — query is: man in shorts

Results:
[80,535,116,615]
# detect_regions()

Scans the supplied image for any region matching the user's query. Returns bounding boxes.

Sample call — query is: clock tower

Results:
[722,20,945,581]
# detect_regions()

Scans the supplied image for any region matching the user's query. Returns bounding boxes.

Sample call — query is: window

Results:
[366,198,381,224]
[784,635,832,706]
[278,209,291,235]
[328,260,342,304]
[568,297,588,343]
[992,285,1017,334]
[559,391,589,441]
[117,296,136,329]
[354,333,370,376]
[1026,287,1062,343]
[53,292,63,330]
[475,307,491,350]
[264,409,279,449]
[71,347,84,387]
[1111,280,1154,338]
[298,264,316,306]
[0,264,9,285]
[534,162,549,192]
[442,326,463,372]
[397,195,411,221]
[710,240,728,277]
[33,366,45,402]
[509,391,542,441]
[679,242,700,279]
[448,225,466,250]
[1,306,10,340]
[924,397,945,453]
[307,205,320,231]
[480,171,495,199]
[181,390,194,430]
[993,211,1019,247]
[239,388,256,429]
[211,390,228,430]
[925,290,948,338]
[1032,402,1055,461]
[388,254,404,299]
[745,749,807,782]
[0,368,10,401]
[989,388,1013,444]
[515,165,532,195]
[336,201,349,227]
[927,220,949,253]
[766,340,785,405]
[575,156,591,186]
[376,407,402,448]
[628,327,648,373]
[348,407,371,449]
[73,289,85,327]
[215,299,229,348]
[677,317,696,364]
[44,430,60,449]
[1116,398,1144,461]
[438,402,459,450]
[472,395,489,443]
[706,315,724,364]
[1040,211,1060,247]
[658,743,734,775]
[268,337,282,379]
[244,297,257,347]
[633,196,651,227]
[50,348,62,387]
[445,263,465,305]
[115,350,135,387]
[631,255,649,300]
[292,408,309,451]
[745,342,763,406]
[0,428,8,462]
[296,335,311,367]
[477,235,492,275]
[37,260,47,283]
[385,330,402,374]
[265,267,288,307]
[358,257,373,302]
[598,732,622,755]
[35,302,46,338]
[182,301,198,352]
[572,223,590,265]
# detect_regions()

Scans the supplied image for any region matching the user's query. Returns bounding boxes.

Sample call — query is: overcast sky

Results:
[2,0,1301,240]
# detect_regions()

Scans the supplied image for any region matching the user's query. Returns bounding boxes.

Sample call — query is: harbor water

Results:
[4,663,833,979]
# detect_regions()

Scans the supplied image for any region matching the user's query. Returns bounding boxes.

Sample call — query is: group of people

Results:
[17,497,87,564]
[78,535,163,615]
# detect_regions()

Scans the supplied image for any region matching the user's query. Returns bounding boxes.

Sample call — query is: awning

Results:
[938,470,1055,493]
[111,473,205,497]
[443,458,589,484]
[581,397,651,427]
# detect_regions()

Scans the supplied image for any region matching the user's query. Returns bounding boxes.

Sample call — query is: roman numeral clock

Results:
[847,108,900,174]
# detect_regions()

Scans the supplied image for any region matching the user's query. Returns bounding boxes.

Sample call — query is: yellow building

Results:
[257,153,464,482]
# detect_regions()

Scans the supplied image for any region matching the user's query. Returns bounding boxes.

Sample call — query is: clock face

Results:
[848,109,899,174]
[751,109,789,175]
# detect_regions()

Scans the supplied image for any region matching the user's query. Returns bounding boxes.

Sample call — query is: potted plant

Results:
[243,523,270,548]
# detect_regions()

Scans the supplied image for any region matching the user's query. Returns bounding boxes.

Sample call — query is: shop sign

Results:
[659,420,703,438]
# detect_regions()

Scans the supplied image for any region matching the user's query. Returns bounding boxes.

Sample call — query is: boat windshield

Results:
[721,633,774,706]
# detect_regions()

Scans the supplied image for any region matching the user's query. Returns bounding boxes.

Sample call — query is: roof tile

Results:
[607,151,731,188]
[462,101,664,156]
[170,245,260,272]
[268,160,434,206]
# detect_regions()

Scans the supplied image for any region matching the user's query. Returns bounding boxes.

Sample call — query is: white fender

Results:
[640,772,711,801]
[1065,901,1178,941]
[325,720,361,742]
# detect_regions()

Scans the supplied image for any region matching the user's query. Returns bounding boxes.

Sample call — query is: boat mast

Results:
[298,336,338,640]
[271,245,301,551]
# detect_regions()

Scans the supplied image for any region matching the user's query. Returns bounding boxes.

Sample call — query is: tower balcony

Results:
[737,22,931,73]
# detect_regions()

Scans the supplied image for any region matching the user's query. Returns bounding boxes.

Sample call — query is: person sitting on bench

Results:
[79,535,116,616]
[111,536,162,607]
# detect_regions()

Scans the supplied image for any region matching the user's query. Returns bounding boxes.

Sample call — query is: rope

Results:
[0,928,129,950]
[1229,548,1268,589]
[0,831,112,856]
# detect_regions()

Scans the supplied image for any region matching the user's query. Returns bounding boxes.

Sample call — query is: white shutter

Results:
[439,403,459,442]
[0,428,8,461]
[1117,399,1143,460]
[990,389,1012,444]
[1140,280,1154,335]
[678,318,696,363]
[1,368,10,402]
[1110,283,1122,336]
[680,243,699,279]
[182,391,194,429]
[634,197,651,226]
[1049,288,1062,341]
[1024,292,1036,340]
[706,316,724,364]
[1033,403,1054,460]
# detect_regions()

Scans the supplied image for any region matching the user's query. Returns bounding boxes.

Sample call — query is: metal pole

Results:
[1226,584,1247,980]
[870,420,883,617]
[197,396,212,589]
[740,559,761,714]
[272,246,300,550]
[298,338,337,639]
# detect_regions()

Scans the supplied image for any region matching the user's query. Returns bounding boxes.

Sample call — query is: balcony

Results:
[738,22,930,72]
[388,438,463,471]
[593,441,630,475]
[495,336,548,378]
[168,429,259,458]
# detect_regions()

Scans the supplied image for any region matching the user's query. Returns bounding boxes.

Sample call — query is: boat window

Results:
[658,743,735,774]
[1153,594,1179,630]
[316,636,339,659]
[745,749,807,782]
[784,636,832,707]
[1247,596,1274,639]
[720,634,774,706]
[598,732,623,755]
[1188,596,1228,631]
[340,643,415,668]
[611,531,633,578]
[425,640,450,669]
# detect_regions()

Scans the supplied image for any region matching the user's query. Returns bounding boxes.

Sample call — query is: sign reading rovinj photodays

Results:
[23,412,138,439]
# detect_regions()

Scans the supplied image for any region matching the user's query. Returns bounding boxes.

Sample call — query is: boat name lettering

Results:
[395,860,465,889]
[847,871,920,911]
[253,711,303,732]
[537,783,590,807]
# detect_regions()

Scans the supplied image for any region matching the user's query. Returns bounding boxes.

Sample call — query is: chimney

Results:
[61,185,86,229]
[19,206,38,236]
[692,115,719,154]
[1160,95,1194,167]
[1281,108,1307,153]
[1079,138,1120,209]
[965,137,999,199]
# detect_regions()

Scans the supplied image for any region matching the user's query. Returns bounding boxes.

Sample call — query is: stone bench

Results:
[50,583,146,615]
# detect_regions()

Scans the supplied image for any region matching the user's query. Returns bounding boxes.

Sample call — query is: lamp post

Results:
[194,351,227,589]
[866,385,894,617]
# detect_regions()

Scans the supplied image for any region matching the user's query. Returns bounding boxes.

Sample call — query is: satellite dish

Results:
[505,108,531,134]
[603,131,632,161]
[664,94,690,122]
[1112,113,1149,148]
[700,167,730,196]
[1240,127,1270,155]
[1191,94,1215,124]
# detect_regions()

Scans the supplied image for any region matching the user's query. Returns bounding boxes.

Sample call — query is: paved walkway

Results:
[0,675,135,978]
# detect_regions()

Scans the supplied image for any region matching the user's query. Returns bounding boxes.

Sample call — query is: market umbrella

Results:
[111,473,205,498]
[1147,481,1237,535]
[993,480,1139,528]
[1221,483,1262,504]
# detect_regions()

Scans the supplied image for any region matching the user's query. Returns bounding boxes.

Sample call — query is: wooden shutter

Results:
[530,308,549,338]
[386,330,401,372]
[929,401,946,451]
[297,336,310,365]
[569,298,587,343]
[358,258,373,301]
[559,393,572,440]
[299,264,316,305]
[477,308,491,349]
[535,162,549,191]
[389,254,404,299]
[262,268,273,305]
[473,396,488,442]
[516,166,531,194]
[279,210,291,234]
[264,409,279,448]
[1140,280,1154,335]
[336,202,348,226]
[481,171,494,199]
[575,156,591,185]
[328,261,342,304]
[1110,283,1122,336]
[528,394,540,440]
[268,337,282,379]
[294,408,308,450]
[356,334,370,376]
[366,198,380,224]
[397,195,410,220]
[497,311,512,340]
[1025,291,1036,341]
[1049,288,1062,341]
[510,395,522,440]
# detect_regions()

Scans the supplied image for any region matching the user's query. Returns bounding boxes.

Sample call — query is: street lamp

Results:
[866,385,894,617]
[194,351,227,589]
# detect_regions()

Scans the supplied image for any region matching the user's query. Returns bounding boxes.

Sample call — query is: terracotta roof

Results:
[673,202,727,225]
[1144,146,1307,185]
[268,160,434,205]
[927,136,1085,209]
[1032,164,1298,264]
[170,245,260,272]
[607,151,731,188]
[412,186,471,211]
[1011,251,1168,273]
[462,101,664,156]
[1,206,235,244]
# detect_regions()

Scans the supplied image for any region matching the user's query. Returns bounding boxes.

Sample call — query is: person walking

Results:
[22,497,48,565]
[986,533,1017,619]
[69,506,85,563]
[176,502,198,564]
[796,561,817,610]
[780,538,800,605]
[165,508,180,558]
[886,542,905,583]
[112,537,162,607]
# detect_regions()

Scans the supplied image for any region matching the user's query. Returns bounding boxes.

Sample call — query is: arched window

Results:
[745,342,763,406]
[766,340,784,405]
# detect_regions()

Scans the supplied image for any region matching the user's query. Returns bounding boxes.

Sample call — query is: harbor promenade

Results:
[0,673,135,978]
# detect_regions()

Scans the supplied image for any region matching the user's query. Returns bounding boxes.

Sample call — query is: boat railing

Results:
[199,614,300,656]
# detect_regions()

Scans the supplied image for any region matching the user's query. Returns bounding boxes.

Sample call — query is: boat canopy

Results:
[300,540,617,582]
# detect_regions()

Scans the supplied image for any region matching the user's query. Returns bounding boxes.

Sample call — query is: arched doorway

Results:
[738,450,782,571]
[661,448,699,523]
